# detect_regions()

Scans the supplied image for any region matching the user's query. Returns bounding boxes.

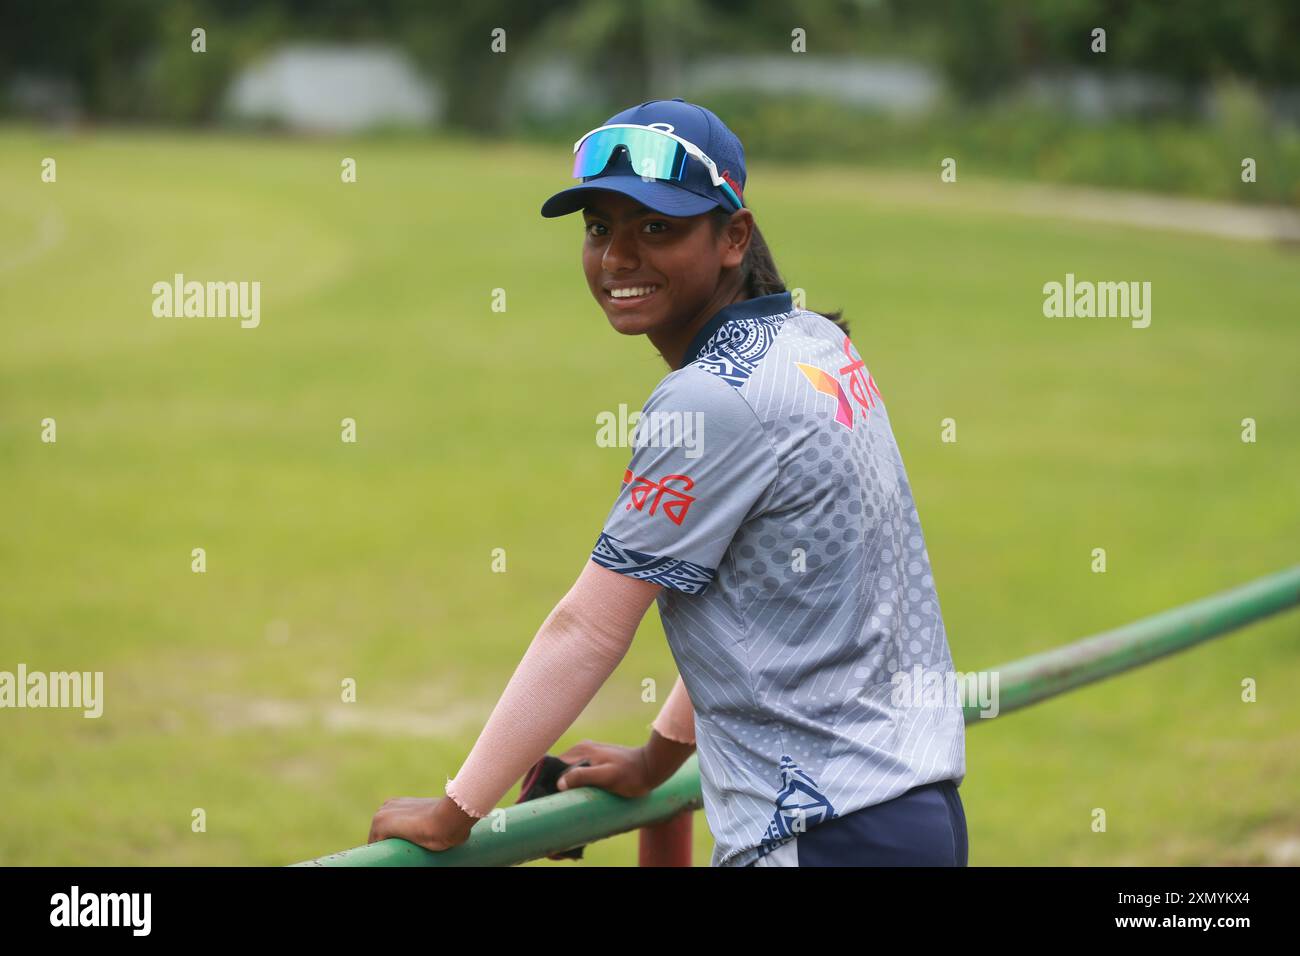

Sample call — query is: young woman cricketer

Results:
[369,99,968,867]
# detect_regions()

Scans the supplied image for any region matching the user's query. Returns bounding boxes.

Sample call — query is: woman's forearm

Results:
[642,674,697,788]
[444,560,661,818]
[643,729,696,788]
[651,673,696,745]
[444,600,628,817]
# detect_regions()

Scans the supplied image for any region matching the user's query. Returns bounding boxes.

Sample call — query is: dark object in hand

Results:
[516,755,592,861]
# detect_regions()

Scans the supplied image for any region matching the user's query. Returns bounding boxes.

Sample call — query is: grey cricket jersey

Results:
[591,290,966,867]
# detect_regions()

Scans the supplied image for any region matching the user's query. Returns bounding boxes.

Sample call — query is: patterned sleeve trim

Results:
[591,532,715,595]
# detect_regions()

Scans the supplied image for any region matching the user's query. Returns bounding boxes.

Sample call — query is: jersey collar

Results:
[677,290,793,370]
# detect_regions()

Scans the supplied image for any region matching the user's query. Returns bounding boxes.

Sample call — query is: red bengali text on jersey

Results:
[622,470,696,525]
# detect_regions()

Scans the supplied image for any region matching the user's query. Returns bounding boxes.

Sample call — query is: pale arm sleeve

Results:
[443,559,663,818]
[650,674,696,745]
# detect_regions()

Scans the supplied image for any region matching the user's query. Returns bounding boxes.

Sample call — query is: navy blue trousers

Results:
[747,779,968,866]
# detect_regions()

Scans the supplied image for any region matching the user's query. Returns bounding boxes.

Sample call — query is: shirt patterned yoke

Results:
[591,290,966,867]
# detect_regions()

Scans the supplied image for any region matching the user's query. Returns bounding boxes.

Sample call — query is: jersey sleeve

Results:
[591,367,777,595]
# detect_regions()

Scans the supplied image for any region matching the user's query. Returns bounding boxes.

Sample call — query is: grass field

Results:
[1,126,1297,866]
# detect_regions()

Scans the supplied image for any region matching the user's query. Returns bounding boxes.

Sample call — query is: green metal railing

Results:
[293,564,1300,867]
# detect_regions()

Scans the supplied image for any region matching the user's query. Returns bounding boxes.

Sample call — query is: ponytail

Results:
[709,207,849,336]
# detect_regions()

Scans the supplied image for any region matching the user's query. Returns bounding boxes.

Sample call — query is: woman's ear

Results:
[721,210,754,268]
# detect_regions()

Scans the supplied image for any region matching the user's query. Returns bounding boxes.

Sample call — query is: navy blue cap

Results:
[540,98,746,218]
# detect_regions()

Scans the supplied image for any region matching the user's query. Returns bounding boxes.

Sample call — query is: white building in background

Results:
[225,44,441,133]
[508,54,944,121]
[688,55,943,115]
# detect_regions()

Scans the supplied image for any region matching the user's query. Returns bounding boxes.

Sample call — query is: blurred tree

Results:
[526,0,706,110]
[891,0,1300,103]
[2,0,1297,125]
[3,0,161,117]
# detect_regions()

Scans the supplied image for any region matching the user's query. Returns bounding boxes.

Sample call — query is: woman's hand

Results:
[553,741,657,798]
[554,733,694,799]
[367,796,478,852]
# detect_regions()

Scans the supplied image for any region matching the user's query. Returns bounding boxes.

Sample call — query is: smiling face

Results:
[581,191,753,353]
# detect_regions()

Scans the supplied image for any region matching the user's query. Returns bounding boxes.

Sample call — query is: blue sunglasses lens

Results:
[573,127,688,182]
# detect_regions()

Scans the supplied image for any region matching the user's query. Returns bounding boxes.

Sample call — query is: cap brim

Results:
[540,175,723,218]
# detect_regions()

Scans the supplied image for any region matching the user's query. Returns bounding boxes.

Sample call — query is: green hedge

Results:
[522,91,1300,207]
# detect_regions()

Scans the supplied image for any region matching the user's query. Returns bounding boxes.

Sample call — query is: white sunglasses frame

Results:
[572,123,744,210]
